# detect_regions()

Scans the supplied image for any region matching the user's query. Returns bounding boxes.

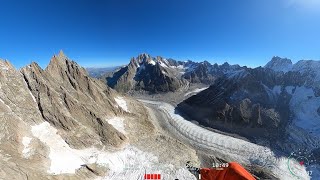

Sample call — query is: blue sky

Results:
[0,0,319,68]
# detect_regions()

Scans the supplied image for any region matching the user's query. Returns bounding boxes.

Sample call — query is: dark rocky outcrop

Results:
[103,53,187,93]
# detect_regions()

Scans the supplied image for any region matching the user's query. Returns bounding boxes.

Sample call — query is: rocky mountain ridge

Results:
[104,53,188,93]
[102,53,244,93]
[21,51,127,148]
[0,51,129,179]
[265,56,320,89]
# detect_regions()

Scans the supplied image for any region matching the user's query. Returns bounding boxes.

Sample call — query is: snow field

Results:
[289,86,320,136]
[114,96,130,112]
[31,121,195,179]
[31,122,85,174]
[106,117,126,134]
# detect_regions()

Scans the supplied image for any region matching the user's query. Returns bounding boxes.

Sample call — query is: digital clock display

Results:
[212,162,229,168]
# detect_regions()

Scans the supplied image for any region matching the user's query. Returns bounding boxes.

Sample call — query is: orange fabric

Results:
[200,162,256,180]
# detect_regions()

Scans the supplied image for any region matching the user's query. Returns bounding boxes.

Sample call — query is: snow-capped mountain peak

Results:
[136,53,155,65]
[292,60,320,73]
[264,56,293,72]
[156,56,170,68]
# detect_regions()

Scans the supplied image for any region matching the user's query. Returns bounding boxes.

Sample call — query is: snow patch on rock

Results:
[177,65,184,69]
[185,64,197,72]
[285,86,295,95]
[106,117,126,134]
[184,87,208,97]
[137,64,146,74]
[170,65,185,70]
[114,97,129,112]
[272,85,282,95]
[28,91,37,103]
[148,60,156,66]
[159,61,168,68]
[22,137,32,158]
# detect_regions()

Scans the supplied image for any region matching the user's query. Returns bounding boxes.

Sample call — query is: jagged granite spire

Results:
[21,51,127,149]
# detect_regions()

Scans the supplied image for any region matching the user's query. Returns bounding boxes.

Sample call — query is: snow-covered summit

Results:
[136,53,155,65]
[134,53,172,67]
[265,56,320,74]
[264,56,293,72]
[292,60,320,73]
[265,57,320,87]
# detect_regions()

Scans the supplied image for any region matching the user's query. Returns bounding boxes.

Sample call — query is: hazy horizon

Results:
[1,51,318,69]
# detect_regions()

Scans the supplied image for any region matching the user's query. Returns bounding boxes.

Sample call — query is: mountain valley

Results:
[0,52,319,180]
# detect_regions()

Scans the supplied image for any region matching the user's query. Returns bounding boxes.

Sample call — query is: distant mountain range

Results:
[86,66,121,78]
[101,53,244,93]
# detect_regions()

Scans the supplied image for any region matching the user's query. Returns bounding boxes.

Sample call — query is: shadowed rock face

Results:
[176,67,308,141]
[102,54,246,93]
[21,51,126,148]
[182,62,216,84]
[134,61,186,92]
[182,62,242,84]
[104,53,187,93]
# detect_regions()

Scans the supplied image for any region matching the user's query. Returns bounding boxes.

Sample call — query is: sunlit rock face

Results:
[0,51,129,179]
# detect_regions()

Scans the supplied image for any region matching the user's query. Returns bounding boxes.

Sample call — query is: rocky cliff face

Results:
[182,61,216,84]
[0,59,48,179]
[0,51,129,179]
[21,51,126,148]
